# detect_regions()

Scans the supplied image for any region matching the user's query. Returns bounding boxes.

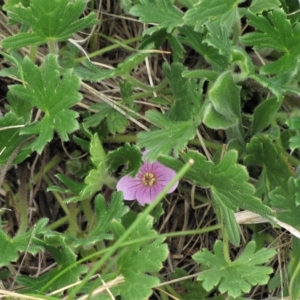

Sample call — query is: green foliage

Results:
[17,235,87,293]
[244,135,293,195]
[287,116,300,150]
[241,9,300,76]
[184,0,240,31]
[64,134,108,202]
[251,96,282,135]
[0,218,48,267]
[2,0,98,51]
[288,237,300,300]
[9,54,81,153]
[84,102,129,135]
[72,193,129,248]
[163,62,200,121]
[117,215,168,299]
[203,71,241,129]
[249,0,281,14]
[269,178,300,228]
[74,60,119,82]
[179,25,228,71]
[162,150,273,217]
[1,0,299,298]
[193,241,276,298]
[170,269,211,299]
[107,143,142,177]
[138,110,197,162]
[0,112,31,164]
[129,0,184,34]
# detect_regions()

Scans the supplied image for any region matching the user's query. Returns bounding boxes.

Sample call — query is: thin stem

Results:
[68,202,79,237]
[232,15,242,46]
[76,36,141,62]
[29,46,37,62]
[81,197,94,228]
[42,173,70,217]
[17,162,28,235]
[40,224,221,294]
[124,74,169,92]
[47,206,81,231]
[48,40,56,54]
[289,258,300,298]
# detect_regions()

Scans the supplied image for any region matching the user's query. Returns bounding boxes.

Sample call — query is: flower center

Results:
[142,172,156,186]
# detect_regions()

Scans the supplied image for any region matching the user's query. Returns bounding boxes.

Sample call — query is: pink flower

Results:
[116,156,178,205]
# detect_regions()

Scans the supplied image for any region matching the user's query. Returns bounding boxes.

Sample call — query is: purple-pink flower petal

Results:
[117,153,179,205]
[116,176,140,200]
[135,183,164,205]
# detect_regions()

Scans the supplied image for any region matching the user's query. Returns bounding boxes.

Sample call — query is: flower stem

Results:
[17,162,28,235]
[68,202,79,237]
[42,173,70,217]
[40,224,221,294]
[48,40,57,54]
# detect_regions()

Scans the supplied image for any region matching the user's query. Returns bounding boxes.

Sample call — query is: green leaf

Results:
[287,116,300,150]
[117,53,148,74]
[244,135,293,194]
[170,269,210,299]
[209,71,241,122]
[91,192,128,236]
[66,134,108,202]
[7,90,32,121]
[203,71,241,129]
[9,54,81,153]
[159,150,274,219]
[249,73,300,100]
[168,34,185,61]
[107,143,142,177]
[289,237,300,300]
[72,193,129,248]
[222,205,240,246]
[48,174,85,194]
[184,0,240,31]
[163,62,200,121]
[118,215,168,299]
[138,110,197,162]
[179,26,228,72]
[182,69,219,82]
[240,9,300,75]
[251,96,282,135]
[193,240,275,297]
[0,218,48,267]
[269,178,300,229]
[129,0,184,34]
[74,60,119,82]
[0,112,31,164]
[120,80,135,108]
[20,117,54,154]
[249,0,281,14]
[17,235,87,293]
[2,0,98,51]
[84,102,129,135]
[204,22,231,58]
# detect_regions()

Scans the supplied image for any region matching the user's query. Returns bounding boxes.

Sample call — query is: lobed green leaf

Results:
[193,240,276,297]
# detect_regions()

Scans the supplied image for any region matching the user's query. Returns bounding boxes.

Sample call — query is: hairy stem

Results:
[17,162,28,235]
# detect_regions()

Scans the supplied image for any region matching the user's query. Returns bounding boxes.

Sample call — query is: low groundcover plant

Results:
[1,0,300,299]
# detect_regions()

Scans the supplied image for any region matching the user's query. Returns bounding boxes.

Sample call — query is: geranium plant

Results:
[0,0,300,299]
